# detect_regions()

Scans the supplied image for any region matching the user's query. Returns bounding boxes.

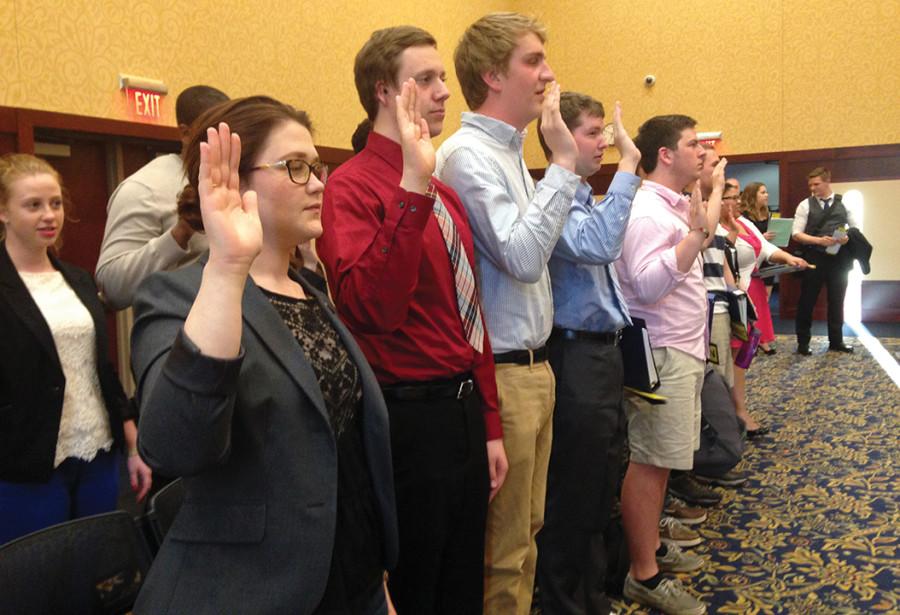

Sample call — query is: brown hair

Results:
[537,91,604,160]
[454,12,547,110]
[177,96,313,230]
[354,26,437,121]
[0,153,68,246]
[633,114,697,174]
[807,166,831,182]
[740,182,768,221]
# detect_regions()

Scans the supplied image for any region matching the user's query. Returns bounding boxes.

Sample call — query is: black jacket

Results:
[131,261,398,614]
[0,242,126,482]
[842,227,873,275]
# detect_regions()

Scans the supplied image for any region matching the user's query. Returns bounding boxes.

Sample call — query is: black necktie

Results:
[822,198,831,211]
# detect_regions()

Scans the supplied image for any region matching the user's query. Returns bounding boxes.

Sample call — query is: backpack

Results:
[694,366,745,476]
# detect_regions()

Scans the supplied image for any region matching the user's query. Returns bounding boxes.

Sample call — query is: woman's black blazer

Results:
[0,242,126,482]
[131,260,398,614]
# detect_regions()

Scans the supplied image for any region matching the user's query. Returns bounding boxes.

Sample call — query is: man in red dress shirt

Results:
[317,26,508,615]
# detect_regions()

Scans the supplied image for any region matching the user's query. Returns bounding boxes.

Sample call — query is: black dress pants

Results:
[385,392,489,615]
[795,251,850,347]
[537,335,626,615]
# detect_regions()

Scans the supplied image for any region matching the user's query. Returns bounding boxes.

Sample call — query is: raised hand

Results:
[397,78,435,195]
[688,182,708,230]
[612,101,641,172]
[198,123,262,271]
[720,194,738,228]
[539,82,577,172]
[711,157,728,193]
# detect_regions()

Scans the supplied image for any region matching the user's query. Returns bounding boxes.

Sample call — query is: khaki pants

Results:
[709,311,734,388]
[484,361,555,615]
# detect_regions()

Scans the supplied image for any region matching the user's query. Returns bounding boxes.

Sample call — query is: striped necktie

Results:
[428,184,485,353]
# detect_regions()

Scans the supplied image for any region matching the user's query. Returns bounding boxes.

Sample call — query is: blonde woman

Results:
[0,154,150,545]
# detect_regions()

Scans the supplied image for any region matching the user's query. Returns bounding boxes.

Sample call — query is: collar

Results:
[364,131,404,173]
[819,192,835,203]
[641,179,690,213]
[461,112,527,149]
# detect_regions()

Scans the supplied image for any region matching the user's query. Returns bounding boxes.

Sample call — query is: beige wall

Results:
[2,0,898,167]
[832,180,900,282]
[0,0,506,151]
[520,0,900,165]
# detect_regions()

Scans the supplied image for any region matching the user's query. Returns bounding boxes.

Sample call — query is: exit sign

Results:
[126,88,164,121]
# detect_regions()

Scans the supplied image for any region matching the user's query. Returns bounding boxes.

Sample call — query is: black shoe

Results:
[797,345,812,356]
[668,473,722,507]
[828,344,854,353]
[761,346,776,355]
[746,426,771,440]
[694,469,749,487]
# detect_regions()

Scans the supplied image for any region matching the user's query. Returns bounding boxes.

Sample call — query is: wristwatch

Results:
[689,227,709,239]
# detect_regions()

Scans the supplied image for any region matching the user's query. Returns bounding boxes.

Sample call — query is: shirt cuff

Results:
[608,171,641,198]
[543,163,581,190]
[386,185,436,230]
[162,329,245,395]
[157,226,194,262]
[660,245,689,282]
[482,408,503,441]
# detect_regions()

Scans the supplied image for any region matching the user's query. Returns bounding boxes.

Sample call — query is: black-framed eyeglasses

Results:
[251,159,328,185]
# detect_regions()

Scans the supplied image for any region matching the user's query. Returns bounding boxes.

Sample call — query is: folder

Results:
[620,317,663,401]
[726,289,756,341]
[767,217,793,247]
[752,263,805,279]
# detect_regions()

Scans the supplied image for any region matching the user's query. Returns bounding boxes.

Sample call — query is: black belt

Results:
[493,345,548,365]
[552,327,622,346]
[381,373,475,402]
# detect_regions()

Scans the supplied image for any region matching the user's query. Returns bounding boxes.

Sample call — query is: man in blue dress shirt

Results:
[534,92,641,615]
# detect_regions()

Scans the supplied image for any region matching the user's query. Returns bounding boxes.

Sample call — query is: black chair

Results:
[146,477,185,549]
[0,510,152,615]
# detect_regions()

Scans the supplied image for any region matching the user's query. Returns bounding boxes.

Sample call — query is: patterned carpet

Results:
[538,334,900,615]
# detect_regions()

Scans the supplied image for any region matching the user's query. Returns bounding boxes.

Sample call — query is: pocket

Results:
[167,502,266,544]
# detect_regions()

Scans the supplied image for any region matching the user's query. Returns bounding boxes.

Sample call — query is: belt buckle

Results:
[614,329,623,346]
[457,379,474,399]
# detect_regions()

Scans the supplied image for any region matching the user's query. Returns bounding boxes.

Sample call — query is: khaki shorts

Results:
[709,311,734,388]
[625,346,704,470]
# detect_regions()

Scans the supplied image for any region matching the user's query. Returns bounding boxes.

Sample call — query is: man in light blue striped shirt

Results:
[534,92,641,615]
[435,12,580,615]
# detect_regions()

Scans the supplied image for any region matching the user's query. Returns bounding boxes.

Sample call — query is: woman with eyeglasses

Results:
[0,154,152,545]
[723,182,808,437]
[130,96,397,614]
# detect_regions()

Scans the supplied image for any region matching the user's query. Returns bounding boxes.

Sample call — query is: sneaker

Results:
[668,473,722,507]
[664,496,707,526]
[656,541,705,573]
[693,469,749,488]
[659,516,702,547]
[623,573,707,615]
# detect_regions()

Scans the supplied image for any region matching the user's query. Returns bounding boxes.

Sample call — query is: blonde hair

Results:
[454,12,547,110]
[0,153,65,242]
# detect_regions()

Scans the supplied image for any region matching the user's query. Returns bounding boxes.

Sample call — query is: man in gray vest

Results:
[792,166,857,355]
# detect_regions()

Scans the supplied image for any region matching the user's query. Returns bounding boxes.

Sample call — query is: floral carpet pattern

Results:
[608,335,900,615]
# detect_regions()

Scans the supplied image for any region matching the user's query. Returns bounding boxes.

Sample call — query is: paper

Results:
[826,226,848,255]
[767,217,793,247]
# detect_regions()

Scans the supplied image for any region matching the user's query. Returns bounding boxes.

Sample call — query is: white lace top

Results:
[20,271,113,467]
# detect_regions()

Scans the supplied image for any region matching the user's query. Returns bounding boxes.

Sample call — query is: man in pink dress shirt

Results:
[614,115,714,615]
